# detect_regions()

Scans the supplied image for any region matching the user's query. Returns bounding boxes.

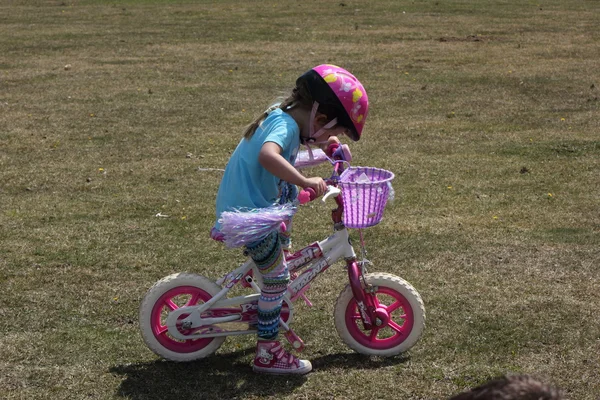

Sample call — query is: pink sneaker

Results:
[253,341,312,375]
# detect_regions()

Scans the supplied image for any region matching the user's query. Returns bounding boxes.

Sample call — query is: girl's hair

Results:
[242,80,339,140]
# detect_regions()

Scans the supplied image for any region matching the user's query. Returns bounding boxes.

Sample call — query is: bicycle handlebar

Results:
[326,142,352,163]
[298,185,342,205]
[298,142,351,205]
[298,188,317,204]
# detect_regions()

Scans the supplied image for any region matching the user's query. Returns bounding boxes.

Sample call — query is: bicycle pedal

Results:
[283,329,305,352]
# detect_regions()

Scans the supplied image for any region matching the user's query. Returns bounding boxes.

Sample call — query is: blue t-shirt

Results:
[214,108,300,229]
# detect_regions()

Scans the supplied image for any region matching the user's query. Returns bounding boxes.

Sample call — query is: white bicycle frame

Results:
[165,224,358,341]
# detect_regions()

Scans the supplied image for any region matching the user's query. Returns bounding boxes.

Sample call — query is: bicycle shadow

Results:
[311,351,411,371]
[111,348,410,400]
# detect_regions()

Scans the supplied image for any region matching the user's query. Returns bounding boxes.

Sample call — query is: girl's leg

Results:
[246,231,311,374]
[246,231,289,340]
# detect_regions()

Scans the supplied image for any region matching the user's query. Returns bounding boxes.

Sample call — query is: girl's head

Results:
[243,65,368,142]
[295,65,368,142]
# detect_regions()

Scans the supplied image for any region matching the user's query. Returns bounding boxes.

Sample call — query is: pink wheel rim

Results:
[345,286,414,350]
[150,286,215,353]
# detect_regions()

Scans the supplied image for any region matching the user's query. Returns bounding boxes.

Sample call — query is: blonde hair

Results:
[242,80,340,140]
[242,85,312,140]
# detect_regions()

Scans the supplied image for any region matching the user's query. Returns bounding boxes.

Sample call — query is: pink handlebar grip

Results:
[325,142,340,158]
[298,188,316,204]
[326,142,352,162]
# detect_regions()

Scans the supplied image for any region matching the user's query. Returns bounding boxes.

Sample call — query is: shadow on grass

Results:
[111,348,410,399]
[311,351,411,371]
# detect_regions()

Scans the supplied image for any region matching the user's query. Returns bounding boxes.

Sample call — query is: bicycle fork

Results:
[347,259,378,330]
[282,259,380,350]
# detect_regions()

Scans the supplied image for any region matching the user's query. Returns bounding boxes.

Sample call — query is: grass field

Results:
[1,0,599,399]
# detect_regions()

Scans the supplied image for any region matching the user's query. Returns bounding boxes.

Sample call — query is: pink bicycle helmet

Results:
[296,64,369,141]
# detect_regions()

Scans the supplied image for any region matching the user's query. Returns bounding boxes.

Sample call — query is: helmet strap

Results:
[308,101,338,141]
[303,101,338,161]
[308,102,319,139]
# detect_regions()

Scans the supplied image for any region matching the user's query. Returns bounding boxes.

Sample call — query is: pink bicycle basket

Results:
[339,166,395,228]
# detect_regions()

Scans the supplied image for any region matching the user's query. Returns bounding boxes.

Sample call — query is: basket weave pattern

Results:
[339,166,395,228]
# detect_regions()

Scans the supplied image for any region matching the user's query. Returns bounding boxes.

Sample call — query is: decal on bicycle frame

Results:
[355,300,372,325]
[286,243,322,271]
[202,301,290,325]
[201,302,259,324]
[289,257,330,297]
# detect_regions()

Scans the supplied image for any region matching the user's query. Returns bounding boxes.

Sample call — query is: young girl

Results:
[212,65,369,374]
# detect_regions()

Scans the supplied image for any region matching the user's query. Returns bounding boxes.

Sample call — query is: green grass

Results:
[1,0,599,399]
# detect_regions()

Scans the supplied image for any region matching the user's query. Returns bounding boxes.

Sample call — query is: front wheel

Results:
[139,273,226,362]
[334,273,425,356]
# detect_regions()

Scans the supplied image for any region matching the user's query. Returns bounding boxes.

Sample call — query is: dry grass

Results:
[1,0,599,399]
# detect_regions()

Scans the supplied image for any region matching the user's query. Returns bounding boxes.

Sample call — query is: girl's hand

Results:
[303,176,327,197]
[318,135,341,151]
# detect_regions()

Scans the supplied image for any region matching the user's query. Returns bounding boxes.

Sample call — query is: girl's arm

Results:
[259,142,327,196]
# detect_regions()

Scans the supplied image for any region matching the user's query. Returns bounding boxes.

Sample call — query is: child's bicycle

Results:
[139,144,425,362]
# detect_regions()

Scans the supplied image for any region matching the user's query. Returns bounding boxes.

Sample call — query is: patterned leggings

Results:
[245,227,292,341]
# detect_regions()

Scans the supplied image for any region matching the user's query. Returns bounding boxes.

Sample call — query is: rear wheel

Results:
[139,273,226,362]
